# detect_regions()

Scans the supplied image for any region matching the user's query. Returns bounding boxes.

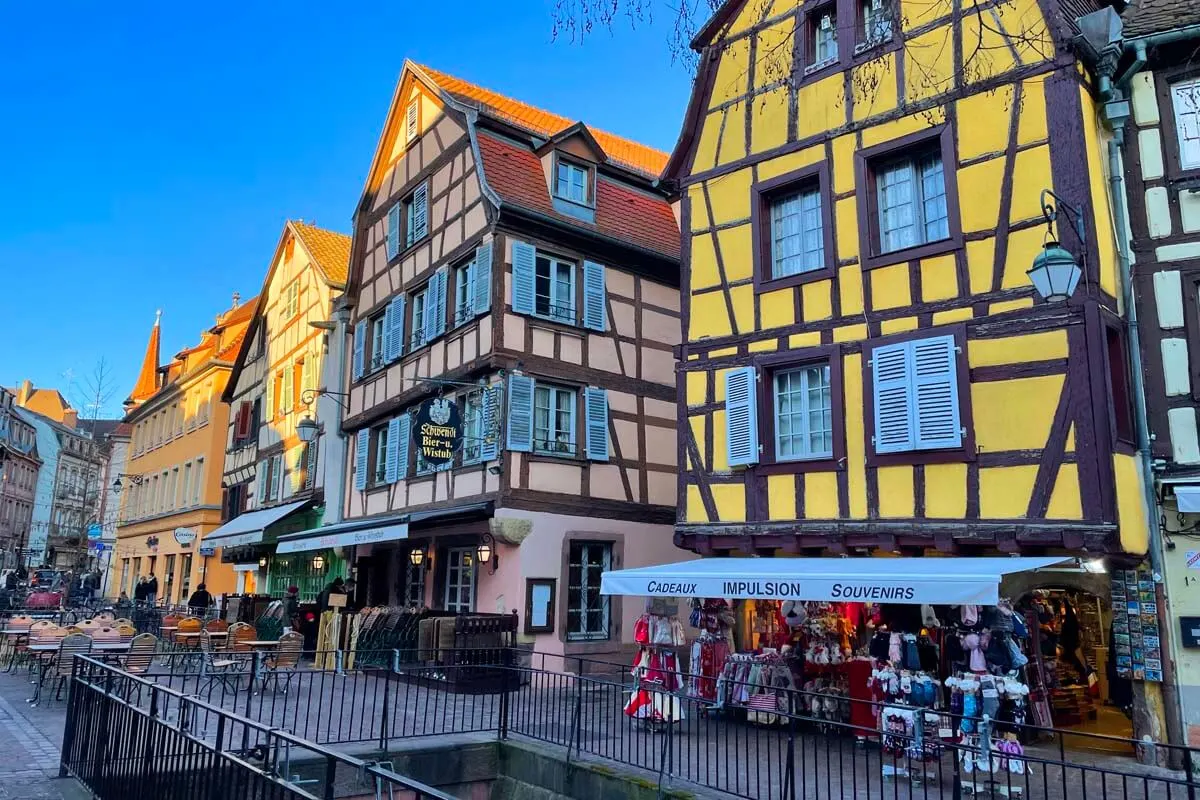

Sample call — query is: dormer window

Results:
[554,158,590,205]
[808,5,838,71]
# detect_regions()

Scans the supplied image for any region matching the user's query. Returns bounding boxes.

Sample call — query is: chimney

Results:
[17,380,32,407]
[62,409,78,428]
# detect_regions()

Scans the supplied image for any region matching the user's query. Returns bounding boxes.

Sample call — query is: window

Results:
[280,368,294,415]
[120,560,129,596]
[567,542,611,641]
[1171,78,1200,171]
[1107,325,1135,443]
[181,462,192,508]
[410,286,430,350]
[179,554,193,604]
[876,147,949,253]
[370,423,389,486]
[283,281,300,319]
[164,554,176,604]
[554,159,589,204]
[370,312,386,371]
[535,255,575,323]
[860,0,894,48]
[534,385,576,456]
[455,259,478,327]
[868,333,965,457]
[444,547,475,613]
[405,98,420,144]
[461,390,484,464]
[808,5,838,70]
[771,184,824,278]
[774,364,833,460]
[193,458,204,505]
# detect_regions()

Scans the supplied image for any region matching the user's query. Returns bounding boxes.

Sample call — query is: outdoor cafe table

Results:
[241,641,280,690]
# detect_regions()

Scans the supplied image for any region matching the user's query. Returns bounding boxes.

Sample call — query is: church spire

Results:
[125,310,162,410]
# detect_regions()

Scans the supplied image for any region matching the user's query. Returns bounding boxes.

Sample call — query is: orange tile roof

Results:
[416,64,669,180]
[291,221,351,285]
[476,133,680,260]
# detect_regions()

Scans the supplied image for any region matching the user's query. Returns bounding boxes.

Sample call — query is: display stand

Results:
[625,604,685,728]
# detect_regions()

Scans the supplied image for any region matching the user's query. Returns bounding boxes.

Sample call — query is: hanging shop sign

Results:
[413,397,461,466]
[173,527,197,546]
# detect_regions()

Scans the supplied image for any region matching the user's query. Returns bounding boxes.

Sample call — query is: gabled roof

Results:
[291,221,351,286]
[476,133,680,260]
[1123,0,1200,37]
[414,63,669,179]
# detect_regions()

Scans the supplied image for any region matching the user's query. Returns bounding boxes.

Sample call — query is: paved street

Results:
[0,669,86,800]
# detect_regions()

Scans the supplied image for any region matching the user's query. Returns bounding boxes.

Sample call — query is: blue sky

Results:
[0,1,694,416]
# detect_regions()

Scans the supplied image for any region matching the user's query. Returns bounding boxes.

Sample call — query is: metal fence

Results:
[61,656,454,800]
[69,648,1200,800]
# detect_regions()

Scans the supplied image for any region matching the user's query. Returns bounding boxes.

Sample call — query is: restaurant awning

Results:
[600,556,1069,605]
[275,515,409,554]
[203,500,310,548]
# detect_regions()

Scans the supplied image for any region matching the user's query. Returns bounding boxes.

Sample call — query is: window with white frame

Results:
[455,259,477,327]
[370,423,389,486]
[774,364,833,460]
[370,313,386,371]
[410,285,430,349]
[554,159,589,204]
[1171,78,1200,170]
[771,184,825,278]
[860,0,893,47]
[461,389,484,464]
[811,5,838,67]
[534,255,575,323]
[567,541,611,641]
[875,146,949,253]
[534,385,576,456]
[284,281,300,319]
[181,462,192,508]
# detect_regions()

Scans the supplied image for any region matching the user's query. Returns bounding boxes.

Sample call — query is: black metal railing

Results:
[68,648,1200,800]
[62,656,454,800]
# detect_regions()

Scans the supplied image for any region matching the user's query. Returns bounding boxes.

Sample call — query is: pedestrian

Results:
[188,583,213,613]
[317,576,344,614]
[146,574,159,605]
[133,576,148,604]
[284,585,301,629]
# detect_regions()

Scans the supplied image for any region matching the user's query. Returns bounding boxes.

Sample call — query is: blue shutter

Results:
[871,341,915,453]
[352,320,366,381]
[413,183,428,241]
[511,240,536,316]
[395,413,412,480]
[912,335,962,450]
[431,266,448,339]
[473,242,492,316]
[584,387,609,461]
[725,367,760,467]
[505,374,534,452]
[582,260,606,331]
[386,203,400,260]
[354,430,369,490]
[479,386,500,461]
[385,295,405,363]
[385,416,402,483]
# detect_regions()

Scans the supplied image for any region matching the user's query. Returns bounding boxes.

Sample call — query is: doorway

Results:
[444,547,476,613]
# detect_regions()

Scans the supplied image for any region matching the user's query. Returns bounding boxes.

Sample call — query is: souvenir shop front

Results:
[602,556,1103,768]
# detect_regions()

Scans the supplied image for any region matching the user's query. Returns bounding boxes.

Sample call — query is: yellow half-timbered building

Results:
[668,3,1149,576]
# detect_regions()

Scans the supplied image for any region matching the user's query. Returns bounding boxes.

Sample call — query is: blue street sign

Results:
[86,523,102,541]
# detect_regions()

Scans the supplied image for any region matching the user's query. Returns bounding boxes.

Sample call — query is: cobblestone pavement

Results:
[0,668,86,800]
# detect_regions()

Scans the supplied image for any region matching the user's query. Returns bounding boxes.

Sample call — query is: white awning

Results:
[1176,486,1200,513]
[600,556,1069,605]
[203,501,310,548]
[275,517,409,554]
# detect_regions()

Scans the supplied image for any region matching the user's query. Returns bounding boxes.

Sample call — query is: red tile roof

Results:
[476,133,680,261]
[416,64,669,179]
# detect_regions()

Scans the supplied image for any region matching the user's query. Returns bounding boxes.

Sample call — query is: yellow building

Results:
[667,0,1158,739]
[114,299,255,602]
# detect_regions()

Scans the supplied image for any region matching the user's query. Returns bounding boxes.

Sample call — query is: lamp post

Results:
[1027,189,1085,302]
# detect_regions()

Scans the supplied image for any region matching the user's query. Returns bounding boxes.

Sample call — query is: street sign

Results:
[86,523,102,541]
[198,543,216,557]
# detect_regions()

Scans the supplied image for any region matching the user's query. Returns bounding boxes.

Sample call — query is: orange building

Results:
[113,298,255,602]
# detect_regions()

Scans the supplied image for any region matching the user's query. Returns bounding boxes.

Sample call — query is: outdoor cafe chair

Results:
[91,611,115,622]
[204,618,228,633]
[197,630,240,698]
[260,631,303,694]
[229,622,257,654]
[116,623,136,643]
[119,633,158,702]
[113,618,133,628]
[38,633,91,706]
[27,623,64,676]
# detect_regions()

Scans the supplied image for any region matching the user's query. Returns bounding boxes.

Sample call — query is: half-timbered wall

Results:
[672,0,1147,555]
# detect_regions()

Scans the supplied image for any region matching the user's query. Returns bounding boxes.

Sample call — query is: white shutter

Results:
[912,335,962,449]
[473,243,492,316]
[386,204,401,260]
[281,368,293,414]
[582,260,606,331]
[265,375,275,421]
[725,367,760,467]
[352,320,367,380]
[511,240,536,315]
[256,459,268,503]
[584,387,609,461]
[413,182,428,242]
[871,342,915,453]
[354,429,369,491]
[405,99,419,143]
